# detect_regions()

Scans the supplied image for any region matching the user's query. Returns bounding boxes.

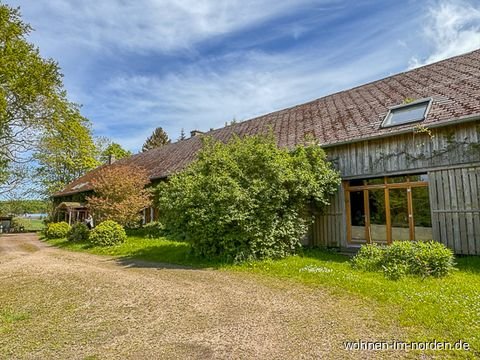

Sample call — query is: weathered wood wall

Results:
[326,122,480,178]
[429,166,480,255]
[310,121,480,252]
[310,186,345,247]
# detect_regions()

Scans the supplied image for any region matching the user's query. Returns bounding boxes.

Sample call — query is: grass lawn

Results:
[46,236,480,357]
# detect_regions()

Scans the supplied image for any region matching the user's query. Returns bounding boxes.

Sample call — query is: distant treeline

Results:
[0,200,49,216]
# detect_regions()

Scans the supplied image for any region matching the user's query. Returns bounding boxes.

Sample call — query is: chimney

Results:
[108,154,116,165]
[190,130,204,138]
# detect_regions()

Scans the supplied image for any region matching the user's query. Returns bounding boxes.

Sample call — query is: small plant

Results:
[44,222,71,239]
[351,244,384,271]
[410,241,456,277]
[67,222,90,242]
[352,241,455,280]
[89,220,126,246]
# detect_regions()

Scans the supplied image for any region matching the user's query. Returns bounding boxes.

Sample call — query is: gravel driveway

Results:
[0,234,408,359]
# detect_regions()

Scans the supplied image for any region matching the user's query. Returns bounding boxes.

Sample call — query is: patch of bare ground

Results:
[0,234,415,359]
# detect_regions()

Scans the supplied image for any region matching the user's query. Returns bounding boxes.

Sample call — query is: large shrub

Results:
[44,221,71,239]
[156,134,340,261]
[67,222,90,242]
[89,220,126,246]
[352,241,455,280]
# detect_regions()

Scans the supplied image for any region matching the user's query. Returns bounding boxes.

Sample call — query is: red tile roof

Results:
[54,49,480,197]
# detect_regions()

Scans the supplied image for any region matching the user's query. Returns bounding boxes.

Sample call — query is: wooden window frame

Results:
[345,176,429,245]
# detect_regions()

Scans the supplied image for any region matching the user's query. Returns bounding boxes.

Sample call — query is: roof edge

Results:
[321,114,480,149]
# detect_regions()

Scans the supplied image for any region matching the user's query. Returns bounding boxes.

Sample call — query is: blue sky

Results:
[5,0,480,151]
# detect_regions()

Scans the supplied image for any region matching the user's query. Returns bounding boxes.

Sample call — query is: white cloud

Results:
[11,0,326,53]
[95,48,405,150]
[409,0,480,68]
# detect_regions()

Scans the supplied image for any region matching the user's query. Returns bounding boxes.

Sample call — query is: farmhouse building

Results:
[54,50,480,255]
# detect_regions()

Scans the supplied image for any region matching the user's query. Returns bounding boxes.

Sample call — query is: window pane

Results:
[387,175,409,183]
[350,191,365,241]
[383,101,429,127]
[368,189,387,243]
[409,173,428,183]
[365,177,384,185]
[349,179,364,187]
[412,187,433,240]
[389,188,410,241]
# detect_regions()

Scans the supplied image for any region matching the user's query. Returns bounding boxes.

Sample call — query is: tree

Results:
[0,5,64,193]
[142,127,170,152]
[178,128,186,141]
[86,165,152,226]
[99,142,132,163]
[156,134,340,261]
[34,100,100,195]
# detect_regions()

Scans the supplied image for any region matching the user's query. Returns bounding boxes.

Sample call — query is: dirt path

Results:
[0,234,409,359]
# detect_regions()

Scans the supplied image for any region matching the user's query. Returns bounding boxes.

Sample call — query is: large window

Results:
[345,174,432,244]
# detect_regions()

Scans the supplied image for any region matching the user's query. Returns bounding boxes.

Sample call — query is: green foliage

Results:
[44,221,71,239]
[352,241,456,280]
[156,134,340,261]
[142,127,171,152]
[0,5,74,193]
[67,222,90,242]
[34,100,100,195]
[385,241,456,278]
[99,142,132,163]
[351,244,384,271]
[89,220,126,246]
[10,218,26,233]
[0,199,49,215]
[128,221,165,239]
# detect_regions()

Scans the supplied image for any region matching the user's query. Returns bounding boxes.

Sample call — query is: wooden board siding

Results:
[310,122,480,251]
[429,166,480,255]
[326,122,480,178]
[310,185,346,247]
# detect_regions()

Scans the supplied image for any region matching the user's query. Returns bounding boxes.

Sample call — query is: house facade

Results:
[53,50,480,255]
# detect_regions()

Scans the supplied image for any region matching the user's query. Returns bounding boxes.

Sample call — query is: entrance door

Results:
[346,175,432,244]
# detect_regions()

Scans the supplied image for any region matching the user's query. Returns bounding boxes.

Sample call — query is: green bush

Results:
[409,241,456,277]
[141,221,165,238]
[10,218,27,233]
[89,220,126,246]
[352,241,455,280]
[156,134,340,261]
[44,221,71,239]
[67,222,90,242]
[351,244,384,271]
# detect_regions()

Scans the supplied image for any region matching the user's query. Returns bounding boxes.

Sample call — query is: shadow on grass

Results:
[113,244,225,270]
[299,247,351,264]
[455,255,480,273]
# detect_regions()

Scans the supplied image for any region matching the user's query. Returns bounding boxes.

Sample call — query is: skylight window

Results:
[382,98,431,127]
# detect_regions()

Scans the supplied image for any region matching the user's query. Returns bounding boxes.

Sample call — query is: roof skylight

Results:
[382,98,431,127]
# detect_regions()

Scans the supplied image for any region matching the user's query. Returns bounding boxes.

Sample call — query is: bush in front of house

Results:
[89,220,126,246]
[141,221,165,239]
[67,222,90,242]
[351,240,455,280]
[44,221,71,239]
[351,244,384,271]
[156,133,340,262]
[404,240,456,278]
